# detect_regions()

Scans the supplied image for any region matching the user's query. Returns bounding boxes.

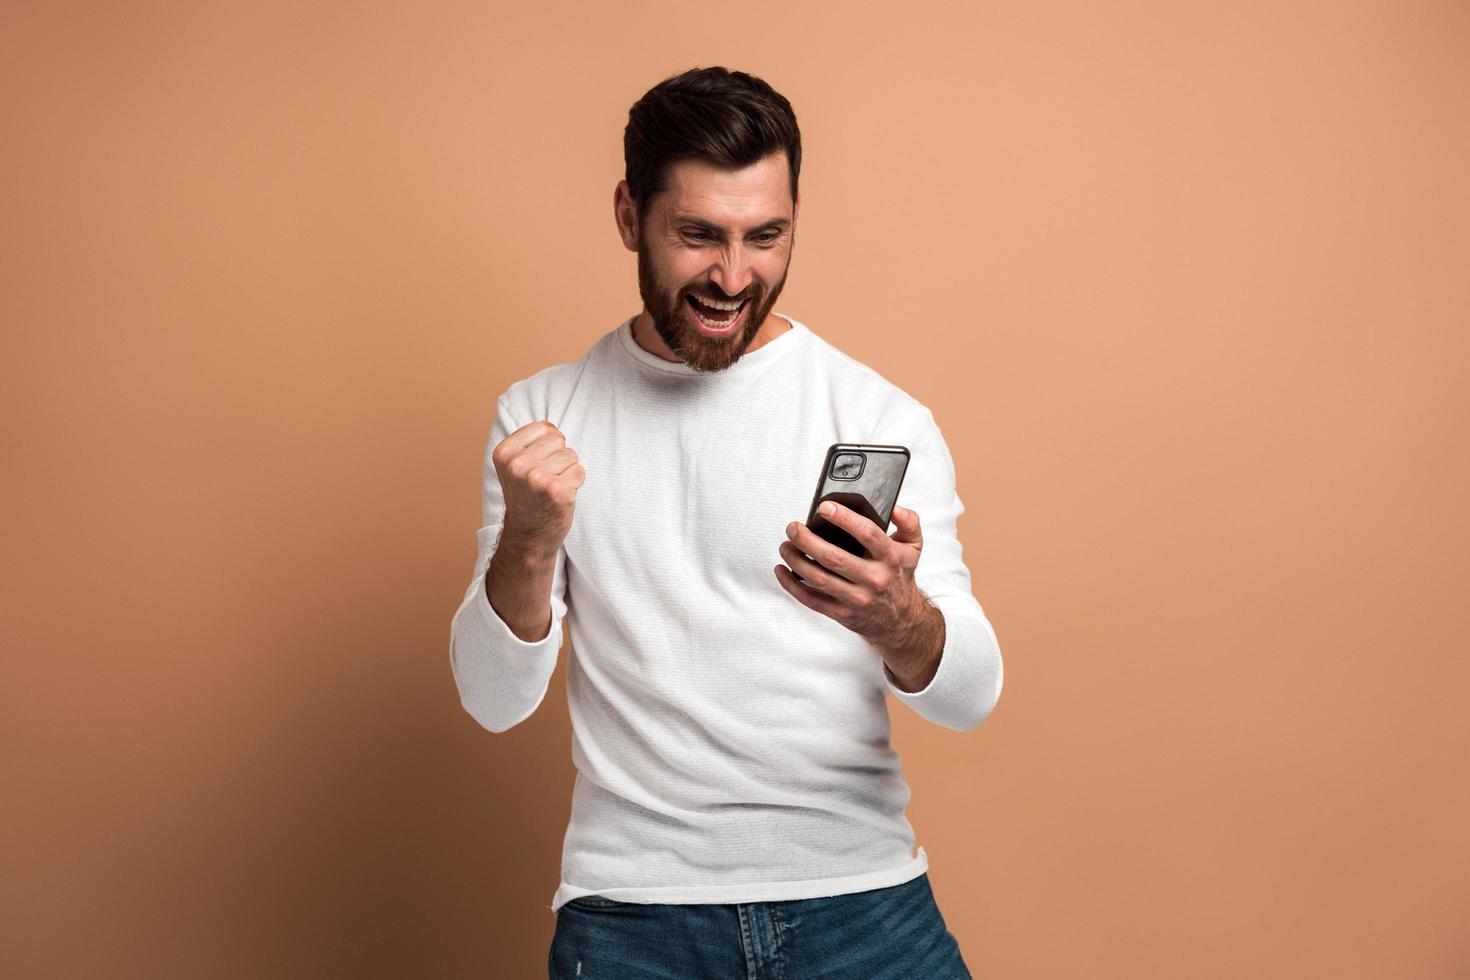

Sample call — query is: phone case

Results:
[804,443,911,559]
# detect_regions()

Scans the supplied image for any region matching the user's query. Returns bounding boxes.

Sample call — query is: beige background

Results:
[3,1,1468,977]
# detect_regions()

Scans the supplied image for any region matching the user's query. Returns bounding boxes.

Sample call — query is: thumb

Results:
[890,505,923,545]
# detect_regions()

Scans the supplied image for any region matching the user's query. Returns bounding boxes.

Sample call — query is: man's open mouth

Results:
[686,293,747,328]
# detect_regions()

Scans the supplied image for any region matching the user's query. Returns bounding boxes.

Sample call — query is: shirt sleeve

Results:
[448,395,570,733]
[880,405,1004,732]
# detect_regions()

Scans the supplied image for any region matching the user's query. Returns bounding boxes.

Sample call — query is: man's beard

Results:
[636,238,789,374]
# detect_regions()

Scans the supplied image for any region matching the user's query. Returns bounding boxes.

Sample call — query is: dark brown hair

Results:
[623,66,802,225]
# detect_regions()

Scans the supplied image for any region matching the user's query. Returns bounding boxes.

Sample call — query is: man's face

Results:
[630,152,796,373]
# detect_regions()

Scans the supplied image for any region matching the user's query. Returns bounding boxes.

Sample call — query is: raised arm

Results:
[448,395,583,733]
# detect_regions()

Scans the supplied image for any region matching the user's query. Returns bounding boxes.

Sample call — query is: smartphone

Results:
[803,443,911,559]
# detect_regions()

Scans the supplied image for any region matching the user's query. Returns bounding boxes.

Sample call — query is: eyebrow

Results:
[673,215,791,234]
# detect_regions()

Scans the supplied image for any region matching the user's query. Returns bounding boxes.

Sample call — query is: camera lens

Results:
[831,452,865,481]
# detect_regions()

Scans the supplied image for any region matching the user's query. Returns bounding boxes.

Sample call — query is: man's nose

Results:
[711,246,754,297]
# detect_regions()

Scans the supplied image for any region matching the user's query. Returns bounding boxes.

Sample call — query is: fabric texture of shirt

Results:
[449,312,1004,914]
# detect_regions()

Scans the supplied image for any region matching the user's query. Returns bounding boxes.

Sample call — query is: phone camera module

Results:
[830,452,865,481]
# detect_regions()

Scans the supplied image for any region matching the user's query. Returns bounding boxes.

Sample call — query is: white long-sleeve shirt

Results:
[449,312,1003,914]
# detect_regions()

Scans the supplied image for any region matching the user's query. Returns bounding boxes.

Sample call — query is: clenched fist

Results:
[492,420,586,558]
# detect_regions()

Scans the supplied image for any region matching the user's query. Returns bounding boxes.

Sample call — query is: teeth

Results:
[691,301,741,329]
[692,293,744,311]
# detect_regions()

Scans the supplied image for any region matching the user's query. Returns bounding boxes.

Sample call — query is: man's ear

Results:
[613,180,638,252]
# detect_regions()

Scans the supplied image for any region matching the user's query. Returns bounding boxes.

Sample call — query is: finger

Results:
[778,540,866,605]
[507,432,574,475]
[815,500,891,559]
[789,518,873,582]
[889,505,923,546]
[774,564,848,622]
[535,446,580,477]
[521,429,572,466]
[496,420,563,463]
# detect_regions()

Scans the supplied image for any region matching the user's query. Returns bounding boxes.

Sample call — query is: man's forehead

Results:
[658,155,794,227]
[665,205,792,231]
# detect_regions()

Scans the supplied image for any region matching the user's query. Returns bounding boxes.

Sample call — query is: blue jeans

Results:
[548,871,972,978]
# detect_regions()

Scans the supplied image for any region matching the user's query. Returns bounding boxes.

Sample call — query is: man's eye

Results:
[684,230,780,244]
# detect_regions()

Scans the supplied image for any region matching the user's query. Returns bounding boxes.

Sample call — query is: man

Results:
[449,66,1003,979]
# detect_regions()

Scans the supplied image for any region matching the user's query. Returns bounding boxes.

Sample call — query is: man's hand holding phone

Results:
[775,500,946,691]
[774,500,927,644]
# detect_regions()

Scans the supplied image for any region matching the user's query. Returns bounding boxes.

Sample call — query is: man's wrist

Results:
[484,528,560,643]
[495,525,561,571]
[879,596,945,692]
